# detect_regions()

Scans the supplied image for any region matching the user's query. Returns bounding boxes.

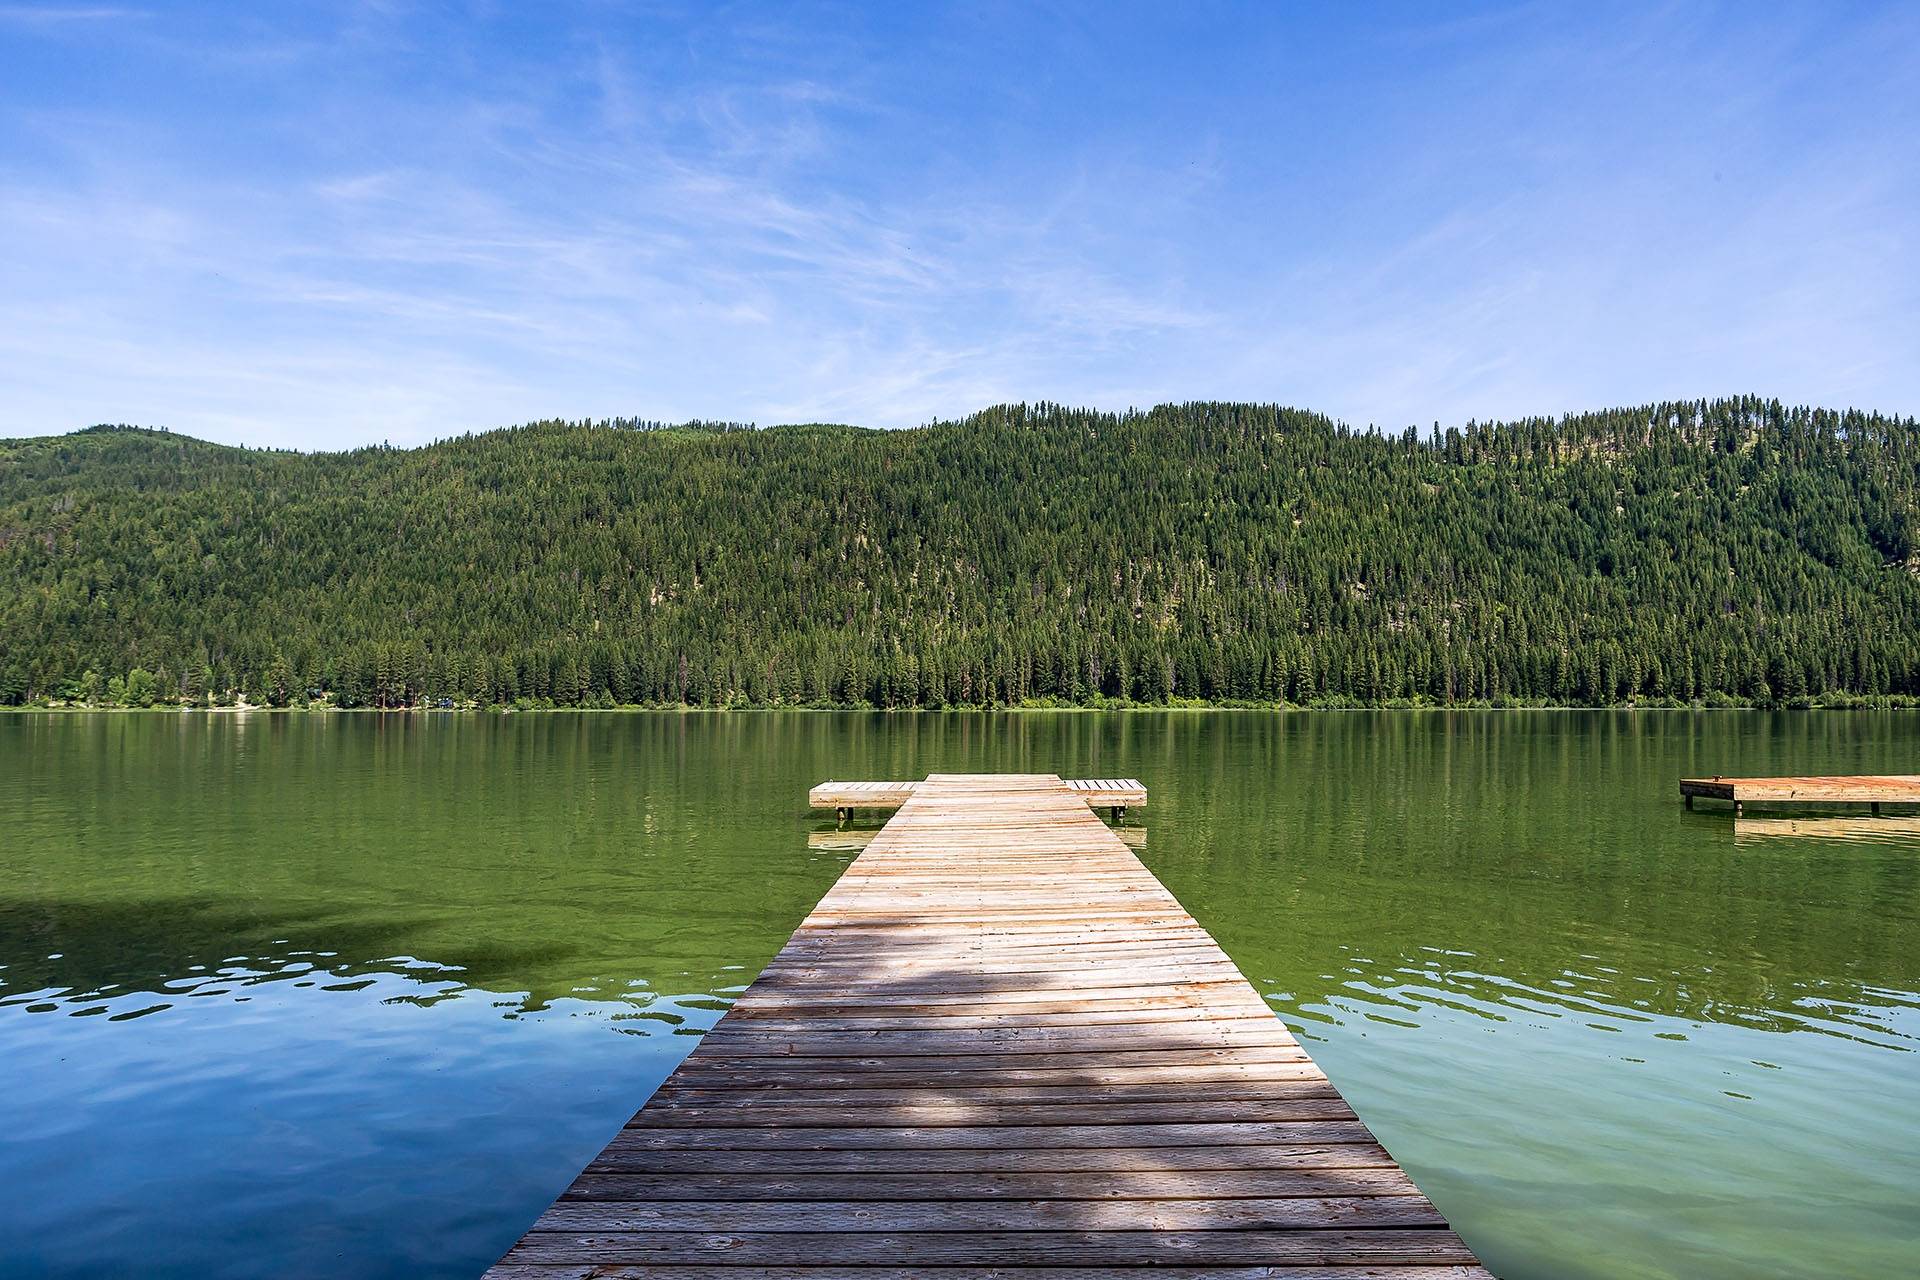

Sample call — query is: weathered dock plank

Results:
[810,776,1147,812]
[1680,773,1920,813]
[486,774,1483,1278]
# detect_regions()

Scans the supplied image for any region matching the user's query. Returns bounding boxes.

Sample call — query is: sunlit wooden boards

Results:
[1065,777,1149,810]
[1680,774,1920,811]
[810,777,1148,812]
[486,773,1484,1278]
[808,779,920,810]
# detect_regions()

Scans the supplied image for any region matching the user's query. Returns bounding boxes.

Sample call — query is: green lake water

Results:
[1,710,1916,1278]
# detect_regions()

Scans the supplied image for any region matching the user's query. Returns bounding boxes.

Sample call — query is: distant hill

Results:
[3,397,1917,708]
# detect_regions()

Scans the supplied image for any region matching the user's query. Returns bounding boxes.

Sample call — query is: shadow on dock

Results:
[504,954,1480,1272]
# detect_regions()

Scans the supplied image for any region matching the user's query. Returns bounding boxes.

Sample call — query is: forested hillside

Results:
[3,397,1917,709]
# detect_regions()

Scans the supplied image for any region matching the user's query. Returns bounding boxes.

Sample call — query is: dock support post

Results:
[835,806,849,824]
[1873,802,1883,817]
[1684,794,1693,810]
[1113,805,1127,823]
[1734,800,1743,817]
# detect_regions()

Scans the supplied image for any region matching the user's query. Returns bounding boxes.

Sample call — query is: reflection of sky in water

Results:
[2,967,718,1280]
[0,921,779,1280]
[0,946,747,1027]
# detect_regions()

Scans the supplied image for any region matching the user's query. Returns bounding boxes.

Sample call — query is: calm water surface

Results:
[2,711,1916,1279]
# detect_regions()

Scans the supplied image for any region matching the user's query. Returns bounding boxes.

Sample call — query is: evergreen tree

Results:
[266,653,293,707]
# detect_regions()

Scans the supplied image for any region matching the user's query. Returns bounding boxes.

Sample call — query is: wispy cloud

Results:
[0,5,147,24]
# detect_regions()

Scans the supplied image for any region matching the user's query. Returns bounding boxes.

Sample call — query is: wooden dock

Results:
[811,776,1147,818]
[486,773,1484,1277]
[1680,773,1920,814]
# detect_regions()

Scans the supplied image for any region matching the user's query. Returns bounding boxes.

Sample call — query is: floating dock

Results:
[1680,774,1920,814]
[487,773,1484,1277]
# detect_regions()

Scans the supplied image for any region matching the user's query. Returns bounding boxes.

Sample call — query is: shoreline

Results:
[6,701,1916,715]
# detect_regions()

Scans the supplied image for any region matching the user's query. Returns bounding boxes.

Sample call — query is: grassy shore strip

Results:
[11,695,1920,713]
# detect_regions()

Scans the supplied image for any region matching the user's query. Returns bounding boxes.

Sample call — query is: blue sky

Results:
[2,2,1916,449]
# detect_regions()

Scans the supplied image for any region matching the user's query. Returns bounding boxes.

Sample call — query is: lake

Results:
[1,710,1916,1279]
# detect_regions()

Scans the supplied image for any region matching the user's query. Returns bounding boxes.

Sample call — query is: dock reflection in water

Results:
[1733,814,1920,845]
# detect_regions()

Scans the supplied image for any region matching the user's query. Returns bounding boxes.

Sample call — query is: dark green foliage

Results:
[3,397,1918,708]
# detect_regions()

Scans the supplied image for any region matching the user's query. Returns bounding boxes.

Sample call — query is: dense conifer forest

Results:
[2,396,1917,710]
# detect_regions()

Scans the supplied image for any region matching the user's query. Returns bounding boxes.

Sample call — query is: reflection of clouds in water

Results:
[1268,945,1918,1054]
[0,820,847,1030]
[0,925,745,1031]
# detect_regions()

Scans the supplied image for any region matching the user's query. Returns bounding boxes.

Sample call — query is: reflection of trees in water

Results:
[0,895,748,1024]
[1141,712,1920,1054]
[1181,820,1920,1053]
[7,709,1920,1052]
